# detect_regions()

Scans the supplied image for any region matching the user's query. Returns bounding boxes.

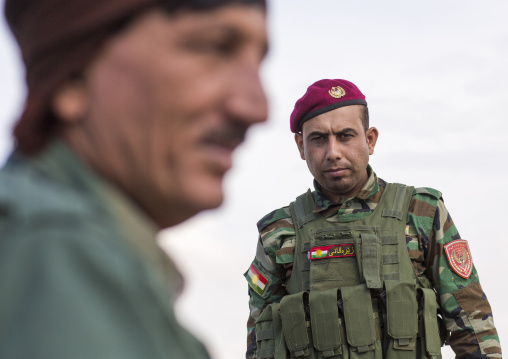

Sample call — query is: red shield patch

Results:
[444,239,473,279]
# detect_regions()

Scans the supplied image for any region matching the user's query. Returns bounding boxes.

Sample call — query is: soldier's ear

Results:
[295,133,305,160]
[365,127,378,155]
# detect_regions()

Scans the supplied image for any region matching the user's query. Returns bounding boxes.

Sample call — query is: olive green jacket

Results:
[0,141,210,359]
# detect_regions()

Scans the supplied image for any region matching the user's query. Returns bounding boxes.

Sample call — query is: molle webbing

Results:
[256,329,274,341]
[361,233,383,289]
[288,183,415,294]
[254,302,286,359]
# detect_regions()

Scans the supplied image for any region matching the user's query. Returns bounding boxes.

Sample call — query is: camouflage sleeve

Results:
[425,196,502,358]
[244,207,295,359]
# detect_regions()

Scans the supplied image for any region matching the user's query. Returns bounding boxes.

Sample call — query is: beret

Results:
[290,79,367,133]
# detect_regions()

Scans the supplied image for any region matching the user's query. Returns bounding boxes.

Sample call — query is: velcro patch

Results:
[246,264,268,296]
[310,244,355,260]
[444,239,473,279]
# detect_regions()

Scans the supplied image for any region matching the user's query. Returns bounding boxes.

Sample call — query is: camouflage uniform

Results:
[246,166,501,359]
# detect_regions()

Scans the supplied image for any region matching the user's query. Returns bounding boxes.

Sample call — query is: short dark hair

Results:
[361,106,369,132]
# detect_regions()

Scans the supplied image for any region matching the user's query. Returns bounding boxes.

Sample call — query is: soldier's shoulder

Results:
[256,206,291,232]
[412,186,442,201]
[385,182,442,203]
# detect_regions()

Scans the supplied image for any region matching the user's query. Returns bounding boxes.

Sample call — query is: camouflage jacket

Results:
[246,167,501,359]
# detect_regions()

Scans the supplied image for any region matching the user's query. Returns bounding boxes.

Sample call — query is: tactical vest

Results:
[255,184,444,359]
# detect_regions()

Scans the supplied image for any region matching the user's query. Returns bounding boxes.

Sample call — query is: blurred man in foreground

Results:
[0,0,268,357]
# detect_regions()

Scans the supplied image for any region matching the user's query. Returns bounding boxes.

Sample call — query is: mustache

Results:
[202,123,248,149]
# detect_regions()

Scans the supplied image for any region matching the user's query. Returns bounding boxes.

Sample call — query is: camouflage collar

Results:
[312,165,379,213]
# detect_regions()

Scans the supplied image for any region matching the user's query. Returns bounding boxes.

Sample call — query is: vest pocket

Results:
[279,290,347,359]
[385,280,418,359]
[309,288,343,358]
[310,229,363,290]
[417,288,442,359]
[280,292,316,358]
[255,303,277,359]
[255,303,289,359]
[342,284,382,359]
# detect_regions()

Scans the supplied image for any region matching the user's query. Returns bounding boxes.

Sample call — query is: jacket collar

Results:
[312,165,379,213]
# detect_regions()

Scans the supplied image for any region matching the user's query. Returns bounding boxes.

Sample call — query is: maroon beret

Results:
[290,79,367,133]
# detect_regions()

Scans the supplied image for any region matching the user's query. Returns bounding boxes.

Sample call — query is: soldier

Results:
[0,0,267,358]
[245,79,501,359]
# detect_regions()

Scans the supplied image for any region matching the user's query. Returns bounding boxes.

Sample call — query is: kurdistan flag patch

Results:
[311,247,328,259]
[246,264,268,296]
[310,244,355,260]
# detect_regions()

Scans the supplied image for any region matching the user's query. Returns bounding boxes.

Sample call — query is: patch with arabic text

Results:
[444,239,473,279]
[310,244,355,260]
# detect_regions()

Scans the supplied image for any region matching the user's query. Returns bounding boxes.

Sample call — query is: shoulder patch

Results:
[444,239,473,279]
[414,187,442,200]
[245,264,268,296]
[257,207,291,232]
[244,262,278,298]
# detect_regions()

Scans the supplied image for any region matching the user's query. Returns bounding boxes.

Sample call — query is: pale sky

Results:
[1,1,507,358]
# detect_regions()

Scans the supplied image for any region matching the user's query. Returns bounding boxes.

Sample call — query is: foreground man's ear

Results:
[51,81,89,124]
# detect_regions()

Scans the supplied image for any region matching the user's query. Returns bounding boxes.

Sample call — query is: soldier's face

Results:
[57,5,268,227]
[295,106,378,202]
